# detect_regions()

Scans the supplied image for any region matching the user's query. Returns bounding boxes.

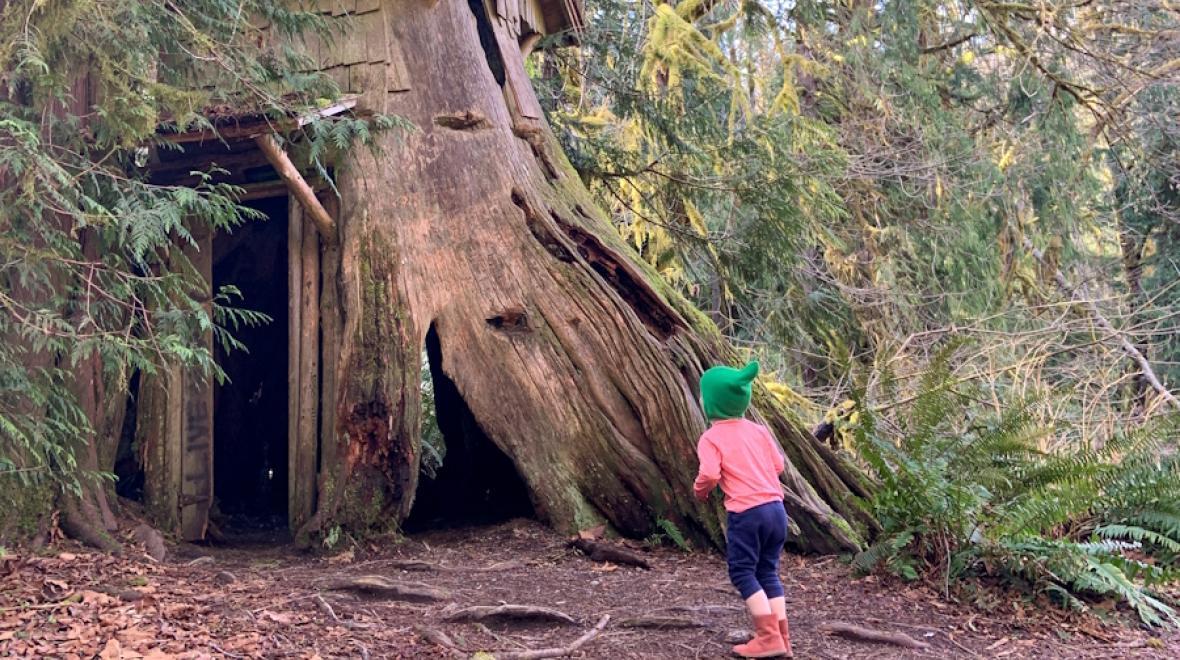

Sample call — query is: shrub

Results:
[850,349,1180,626]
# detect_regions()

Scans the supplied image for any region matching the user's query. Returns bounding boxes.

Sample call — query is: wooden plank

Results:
[385,12,412,92]
[340,15,368,65]
[288,199,304,529]
[293,208,321,531]
[234,177,329,202]
[320,32,340,68]
[491,15,544,119]
[138,366,180,533]
[254,133,338,243]
[387,42,412,92]
[327,65,349,91]
[363,9,387,63]
[317,194,341,502]
[179,224,214,541]
[298,28,321,72]
[166,365,184,526]
[353,63,388,113]
[160,96,358,144]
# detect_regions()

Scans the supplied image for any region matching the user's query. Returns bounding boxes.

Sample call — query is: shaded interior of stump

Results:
[402,324,535,532]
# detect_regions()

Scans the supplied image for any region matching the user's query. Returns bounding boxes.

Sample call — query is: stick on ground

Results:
[567,538,652,569]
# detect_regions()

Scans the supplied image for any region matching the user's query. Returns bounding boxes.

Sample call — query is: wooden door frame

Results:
[288,194,322,532]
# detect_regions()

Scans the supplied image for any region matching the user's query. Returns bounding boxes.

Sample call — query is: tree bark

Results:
[303,0,870,553]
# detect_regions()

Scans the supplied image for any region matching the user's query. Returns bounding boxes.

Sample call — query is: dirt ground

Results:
[1,519,1176,659]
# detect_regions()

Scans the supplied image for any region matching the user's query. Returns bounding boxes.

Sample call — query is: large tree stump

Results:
[302,0,871,553]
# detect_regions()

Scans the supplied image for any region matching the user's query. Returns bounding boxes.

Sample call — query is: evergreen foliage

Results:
[0,1,398,502]
[542,0,1180,624]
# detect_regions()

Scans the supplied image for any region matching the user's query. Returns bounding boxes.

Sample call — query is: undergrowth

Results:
[849,348,1180,626]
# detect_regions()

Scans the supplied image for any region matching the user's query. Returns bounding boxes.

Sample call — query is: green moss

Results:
[0,479,54,543]
[829,513,863,550]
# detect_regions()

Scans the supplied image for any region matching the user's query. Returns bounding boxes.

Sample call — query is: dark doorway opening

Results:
[113,370,143,501]
[212,196,289,537]
[403,325,535,531]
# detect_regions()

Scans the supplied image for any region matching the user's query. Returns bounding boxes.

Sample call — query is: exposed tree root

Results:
[442,604,576,625]
[495,615,611,660]
[58,503,120,553]
[322,576,449,602]
[567,538,652,569]
[819,622,931,649]
[423,615,612,660]
[413,626,464,658]
[617,614,707,629]
[314,594,374,630]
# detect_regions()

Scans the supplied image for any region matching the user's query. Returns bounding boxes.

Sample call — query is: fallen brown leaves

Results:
[2,519,1176,659]
[0,547,415,659]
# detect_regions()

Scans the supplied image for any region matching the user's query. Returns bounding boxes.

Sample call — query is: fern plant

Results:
[850,347,1180,626]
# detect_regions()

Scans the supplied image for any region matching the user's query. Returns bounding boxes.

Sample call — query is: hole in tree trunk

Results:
[403,324,534,532]
[211,196,289,539]
[465,0,506,87]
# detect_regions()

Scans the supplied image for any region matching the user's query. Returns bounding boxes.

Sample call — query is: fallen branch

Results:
[819,622,930,649]
[1022,234,1180,412]
[567,538,652,569]
[314,594,373,630]
[255,133,337,244]
[322,576,449,602]
[442,604,576,625]
[495,614,611,660]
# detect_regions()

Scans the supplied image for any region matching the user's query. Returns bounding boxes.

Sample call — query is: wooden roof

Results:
[539,0,584,36]
[156,95,359,145]
[499,0,584,41]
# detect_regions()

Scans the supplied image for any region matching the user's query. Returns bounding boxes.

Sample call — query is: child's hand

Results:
[693,487,710,502]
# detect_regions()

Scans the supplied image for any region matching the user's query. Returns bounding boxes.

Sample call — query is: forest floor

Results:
[1,518,1176,659]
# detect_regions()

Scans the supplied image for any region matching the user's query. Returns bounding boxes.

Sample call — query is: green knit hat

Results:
[699,361,760,421]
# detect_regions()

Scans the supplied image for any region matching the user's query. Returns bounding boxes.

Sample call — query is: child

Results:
[694,361,792,658]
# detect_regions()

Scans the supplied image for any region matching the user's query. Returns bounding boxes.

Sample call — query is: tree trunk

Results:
[303,0,871,554]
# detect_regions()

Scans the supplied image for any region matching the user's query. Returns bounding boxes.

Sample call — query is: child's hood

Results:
[699,361,759,421]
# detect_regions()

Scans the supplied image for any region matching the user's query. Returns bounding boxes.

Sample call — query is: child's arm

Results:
[693,436,721,501]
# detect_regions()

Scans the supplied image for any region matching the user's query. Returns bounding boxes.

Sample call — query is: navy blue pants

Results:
[726,501,788,600]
